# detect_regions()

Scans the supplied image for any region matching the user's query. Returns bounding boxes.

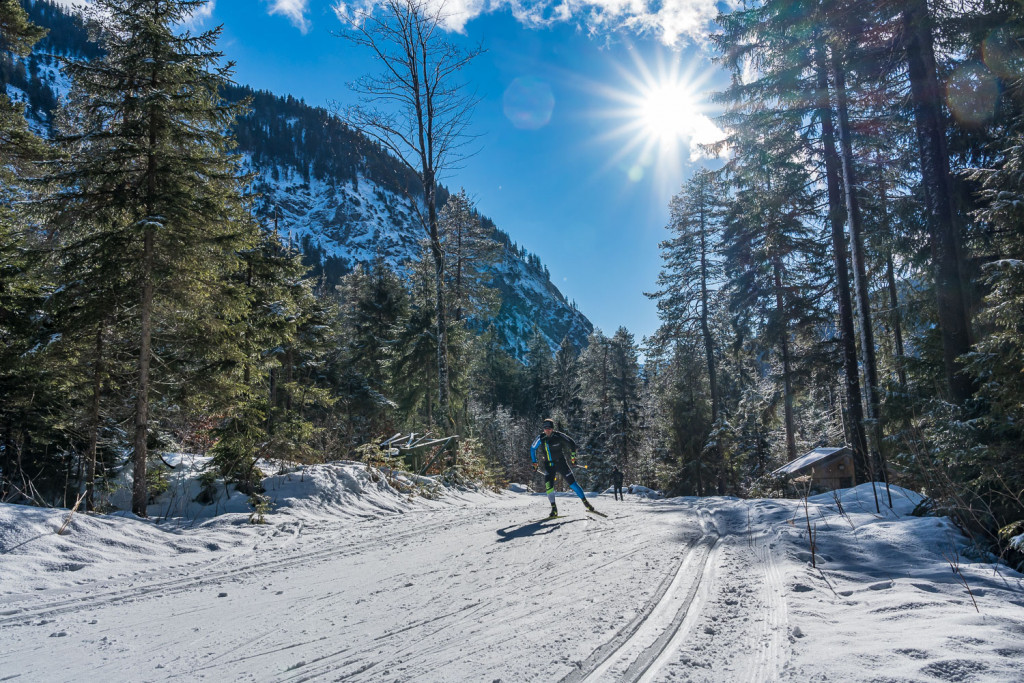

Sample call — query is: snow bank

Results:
[651,484,1024,681]
[2,479,1022,682]
[629,485,663,499]
[262,461,495,520]
[0,460,498,596]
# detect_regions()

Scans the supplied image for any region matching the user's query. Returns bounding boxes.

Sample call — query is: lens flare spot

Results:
[503,77,555,130]
[946,62,1000,128]
[628,165,644,182]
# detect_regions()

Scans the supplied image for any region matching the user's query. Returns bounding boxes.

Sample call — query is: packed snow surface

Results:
[2,465,1023,682]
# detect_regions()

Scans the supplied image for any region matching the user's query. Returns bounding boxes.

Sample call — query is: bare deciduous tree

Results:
[338,0,482,427]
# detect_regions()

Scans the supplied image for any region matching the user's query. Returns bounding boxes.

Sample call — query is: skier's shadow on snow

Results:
[496,518,581,542]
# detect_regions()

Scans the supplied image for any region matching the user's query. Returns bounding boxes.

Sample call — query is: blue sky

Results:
[200,0,729,342]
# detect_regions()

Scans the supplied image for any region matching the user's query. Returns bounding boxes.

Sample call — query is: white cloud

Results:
[555,0,723,45]
[182,1,216,30]
[267,0,312,34]
[333,0,725,45]
[687,113,727,161]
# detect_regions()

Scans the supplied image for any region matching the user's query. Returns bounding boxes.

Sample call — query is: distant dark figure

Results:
[612,467,624,501]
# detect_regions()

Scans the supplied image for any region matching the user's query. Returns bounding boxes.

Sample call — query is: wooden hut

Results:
[771,446,855,492]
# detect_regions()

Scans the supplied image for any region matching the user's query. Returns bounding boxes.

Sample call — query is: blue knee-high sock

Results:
[569,482,586,500]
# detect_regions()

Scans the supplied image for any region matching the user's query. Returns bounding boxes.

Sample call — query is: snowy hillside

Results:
[2,471,1023,682]
[244,150,593,358]
[2,0,594,357]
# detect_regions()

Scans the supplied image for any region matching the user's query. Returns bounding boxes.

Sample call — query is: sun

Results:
[638,82,698,143]
[592,48,724,188]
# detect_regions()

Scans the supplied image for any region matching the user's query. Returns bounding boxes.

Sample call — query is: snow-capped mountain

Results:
[3,0,593,358]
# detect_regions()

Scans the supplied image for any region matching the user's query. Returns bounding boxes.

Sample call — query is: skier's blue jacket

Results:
[531,430,577,467]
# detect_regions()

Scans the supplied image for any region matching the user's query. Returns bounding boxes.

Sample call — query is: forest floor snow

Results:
[1,463,1023,682]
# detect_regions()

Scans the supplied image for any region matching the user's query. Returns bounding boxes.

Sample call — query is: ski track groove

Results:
[616,508,722,683]
[713,504,789,683]
[264,506,661,683]
[635,534,724,682]
[558,508,713,683]
[647,501,789,683]
[754,525,789,681]
[2,498,711,682]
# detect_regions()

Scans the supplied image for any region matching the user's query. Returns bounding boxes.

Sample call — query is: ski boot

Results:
[548,503,559,518]
[583,499,595,513]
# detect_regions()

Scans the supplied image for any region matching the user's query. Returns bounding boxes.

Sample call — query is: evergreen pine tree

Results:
[606,327,644,483]
[439,188,501,324]
[390,247,440,427]
[336,257,406,442]
[649,169,727,491]
[719,115,830,464]
[525,326,554,419]
[0,0,52,502]
[47,0,254,515]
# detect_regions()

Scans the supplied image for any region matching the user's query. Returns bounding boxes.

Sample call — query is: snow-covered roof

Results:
[772,447,850,476]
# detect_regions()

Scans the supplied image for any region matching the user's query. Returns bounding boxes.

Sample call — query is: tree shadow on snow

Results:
[496,518,581,542]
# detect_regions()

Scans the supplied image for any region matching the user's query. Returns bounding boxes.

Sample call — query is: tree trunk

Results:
[133,63,159,518]
[815,43,871,484]
[773,260,798,462]
[902,0,973,403]
[454,225,464,323]
[285,348,294,412]
[698,203,722,494]
[423,176,451,428]
[86,323,104,512]
[268,367,277,434]
[1,423,12,501]
[885,251,908,389]
[831,50,884,487]
[132,223,154,517]
[833,48,892,509]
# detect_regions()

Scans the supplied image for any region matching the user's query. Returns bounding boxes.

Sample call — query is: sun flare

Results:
[639,82,697,143]
[595,49,725,190]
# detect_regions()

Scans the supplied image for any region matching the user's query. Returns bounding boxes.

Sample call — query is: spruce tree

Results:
[336,257,406,442]
[577,329,613,469]
[606,327,644,481]
[550,336,584,434]
[390,247,441,427]
[901,0,974,403]
[719,116,829,464]
[48,0,253,515]
[209,229,334,489]
[650,169,727,491]
[439,188,501,324]
[0,0,50,502]
[525,326,554,419]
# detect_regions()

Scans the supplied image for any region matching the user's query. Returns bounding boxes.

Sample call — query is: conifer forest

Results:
[1,0,1023,568]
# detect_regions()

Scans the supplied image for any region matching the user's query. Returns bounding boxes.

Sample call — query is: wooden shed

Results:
[771,446,856,492]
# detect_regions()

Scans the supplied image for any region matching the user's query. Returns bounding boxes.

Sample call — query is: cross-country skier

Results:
[530,418,596,518]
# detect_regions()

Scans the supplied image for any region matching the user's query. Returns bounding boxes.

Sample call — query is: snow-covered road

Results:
[2,469,1023,682]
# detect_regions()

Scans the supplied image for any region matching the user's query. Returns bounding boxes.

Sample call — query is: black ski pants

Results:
[544,461,577,494]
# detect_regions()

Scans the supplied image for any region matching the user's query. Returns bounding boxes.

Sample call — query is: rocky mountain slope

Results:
[2,0,593,358]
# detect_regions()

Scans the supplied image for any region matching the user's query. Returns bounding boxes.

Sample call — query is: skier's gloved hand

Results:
[571,453,577,465]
